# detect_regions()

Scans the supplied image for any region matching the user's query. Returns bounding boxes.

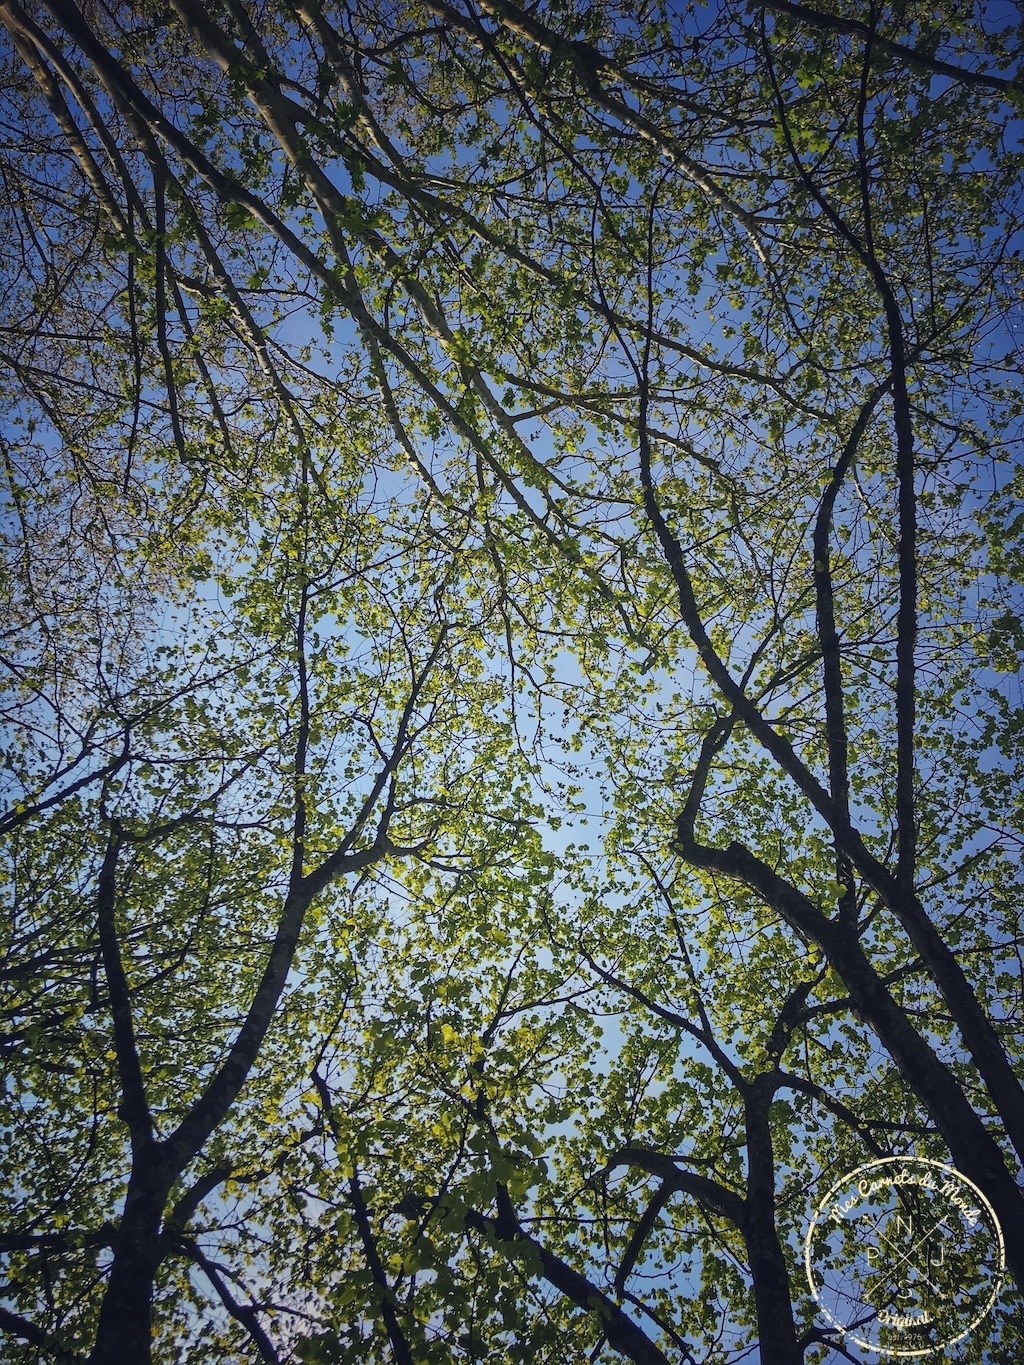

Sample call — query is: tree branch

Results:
[754,0,1022,96]
[0,1304,83,1361]
[176,1238,280,1363]
[95,830,155,1154]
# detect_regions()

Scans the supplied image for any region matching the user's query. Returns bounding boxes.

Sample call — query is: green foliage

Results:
[1,2,1023,1362]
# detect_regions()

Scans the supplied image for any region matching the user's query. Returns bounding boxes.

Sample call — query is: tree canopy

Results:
[1,1,1023,1362]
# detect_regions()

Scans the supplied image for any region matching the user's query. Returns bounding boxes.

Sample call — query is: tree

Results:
[1,1,1023,1361]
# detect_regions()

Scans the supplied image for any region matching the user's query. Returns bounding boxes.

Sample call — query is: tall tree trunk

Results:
[88,1159,172,1365]
[743,1088,802,1365]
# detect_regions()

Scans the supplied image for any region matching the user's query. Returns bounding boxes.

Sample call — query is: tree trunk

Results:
[743,1088,802,1365]
[88,1159,172,1365]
